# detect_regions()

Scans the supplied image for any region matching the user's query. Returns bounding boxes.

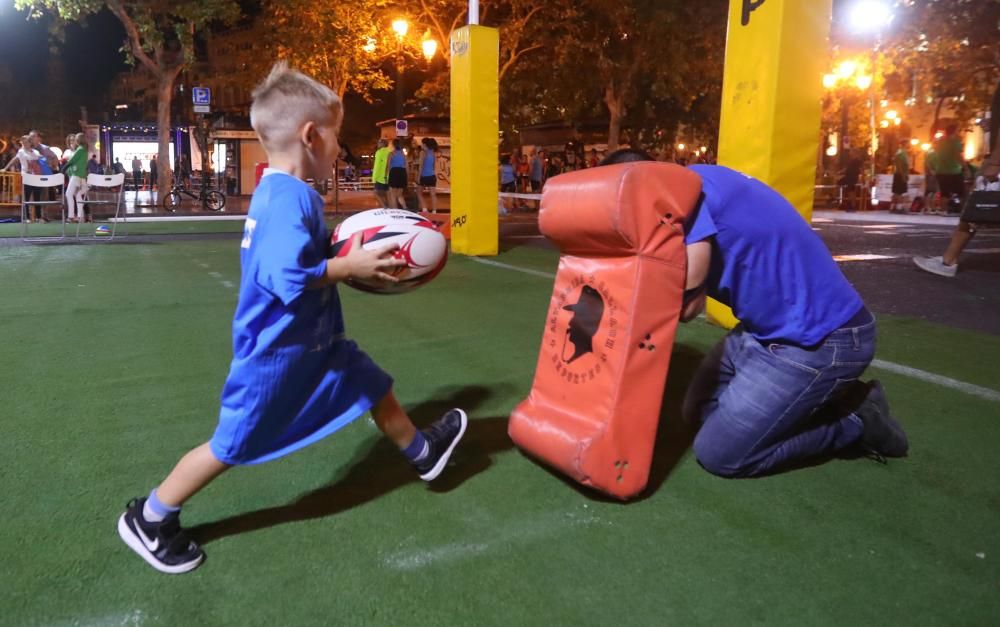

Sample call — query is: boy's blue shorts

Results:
[209,339,393,465]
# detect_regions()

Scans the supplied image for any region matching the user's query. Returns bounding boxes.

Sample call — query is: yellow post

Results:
[449,25,499,256]
[707,0,833,328]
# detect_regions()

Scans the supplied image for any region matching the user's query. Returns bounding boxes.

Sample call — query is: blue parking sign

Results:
[192,87,211,106]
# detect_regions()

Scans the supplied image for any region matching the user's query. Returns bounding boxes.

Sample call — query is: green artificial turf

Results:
[1,239,997,626]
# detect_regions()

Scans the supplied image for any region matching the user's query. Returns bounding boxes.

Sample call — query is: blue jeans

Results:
[683,313,876,477]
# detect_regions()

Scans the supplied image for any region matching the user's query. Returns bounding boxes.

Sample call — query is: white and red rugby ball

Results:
[330,208,447,294]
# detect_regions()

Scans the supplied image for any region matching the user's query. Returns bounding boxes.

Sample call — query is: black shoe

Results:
[117,497,204,574]
[414,408,468,481]
[856,380,909,461]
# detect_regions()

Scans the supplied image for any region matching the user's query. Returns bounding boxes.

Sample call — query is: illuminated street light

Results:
[823,74,838,89]
[885,110,897,120]
[392,18,409,39]
[921,143,931,152]
[836,60,858,79]
[422,38,438,62]
[910,138,919,146]
[362,37,376,54]
[854,74,872,90]
[677,143,686,151]
[849,0,892,34]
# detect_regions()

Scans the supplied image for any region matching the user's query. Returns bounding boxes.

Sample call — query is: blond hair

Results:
[250,62,342,152]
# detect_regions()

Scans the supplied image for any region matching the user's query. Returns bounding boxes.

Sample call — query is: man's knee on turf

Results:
[692,429,753,478]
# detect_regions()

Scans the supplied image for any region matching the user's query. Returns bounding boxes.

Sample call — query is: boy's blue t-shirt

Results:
[421,152,435,177]
[211,171,392,465]
[685,165,864,346]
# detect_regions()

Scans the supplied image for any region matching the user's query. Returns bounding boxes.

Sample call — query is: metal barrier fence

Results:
[1,172,21,206]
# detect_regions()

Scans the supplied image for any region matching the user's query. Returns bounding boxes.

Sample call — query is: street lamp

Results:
[848,0,893,187]
[392,18,409,119]
[848,0,893,34]
[422,37,438,62]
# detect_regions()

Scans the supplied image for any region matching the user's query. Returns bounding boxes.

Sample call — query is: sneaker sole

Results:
[419,409,468,482]
[117,514,203,575]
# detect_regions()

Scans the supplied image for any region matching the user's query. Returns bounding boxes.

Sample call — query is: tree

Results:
[16,0,240,193]
[535,0,727,151]
[845,0,1000,131]
[409,0,557,110]
[262,0,396,101]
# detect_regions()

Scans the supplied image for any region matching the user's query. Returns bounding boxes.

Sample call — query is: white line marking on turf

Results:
[471,257,558,279]
[832,254,899,262]
[472,257,1000,402]
[110,215,246,222]
[870,359,1000,402]
[964,248,1000,254]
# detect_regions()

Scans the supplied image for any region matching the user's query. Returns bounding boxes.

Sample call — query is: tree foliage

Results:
[15,0,240,190]
[261,0,398,100]
[519,0,727,151]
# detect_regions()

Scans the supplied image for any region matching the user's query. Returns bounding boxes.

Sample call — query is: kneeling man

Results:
[604,150,908,477]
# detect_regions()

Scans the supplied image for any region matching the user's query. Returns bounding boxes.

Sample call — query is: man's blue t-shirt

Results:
[211,171,392,465]
[685,165,864,347]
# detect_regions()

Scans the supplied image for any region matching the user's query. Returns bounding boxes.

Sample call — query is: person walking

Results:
[387,139,408,210]
[418,137,438,213]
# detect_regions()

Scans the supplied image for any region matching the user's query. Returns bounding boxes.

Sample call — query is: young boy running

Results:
[117,63,468,574]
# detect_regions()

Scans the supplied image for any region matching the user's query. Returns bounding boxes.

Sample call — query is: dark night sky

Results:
[0,6,128,106]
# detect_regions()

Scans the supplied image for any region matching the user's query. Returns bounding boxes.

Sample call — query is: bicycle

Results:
[161,182,226,212]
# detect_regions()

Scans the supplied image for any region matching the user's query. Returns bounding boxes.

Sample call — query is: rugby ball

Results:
[330,208,447,294]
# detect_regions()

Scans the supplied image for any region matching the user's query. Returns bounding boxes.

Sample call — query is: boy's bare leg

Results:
[371,390,417,448]
[943,221,975,266]
[155,443,231,508]
[371,389,468,481]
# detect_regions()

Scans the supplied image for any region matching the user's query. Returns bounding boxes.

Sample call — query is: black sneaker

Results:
[117,497,204,574]
[414,408,468,481]
[857,380,909,461]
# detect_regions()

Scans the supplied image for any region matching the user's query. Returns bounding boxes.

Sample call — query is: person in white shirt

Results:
[2,136,45,222]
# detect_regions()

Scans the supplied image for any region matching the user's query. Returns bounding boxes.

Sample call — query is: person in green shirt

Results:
[371,138,390,208]
[891,144,910,212]
[933,123,965,212]
[64,132,89,223]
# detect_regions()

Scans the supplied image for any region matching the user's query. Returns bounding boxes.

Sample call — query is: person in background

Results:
[499,154,517,212]
[3,136,44,222]
[418,137,438,213]
[890,143,910,213]
[387,138,408,210]
[150,155,158,190]
[839,148,863,212]
[64,133,89,223]
[934,124,966,214]
[914,143,1000,277]
[371,138,391,208]
[132,155,143,191]
[87,154,101,175]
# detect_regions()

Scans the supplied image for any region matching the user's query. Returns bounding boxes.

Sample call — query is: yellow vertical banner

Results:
[450,25,499,256]
[708,0,833,328]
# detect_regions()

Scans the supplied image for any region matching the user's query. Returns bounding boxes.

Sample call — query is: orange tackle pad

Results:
[508,162,701,499]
